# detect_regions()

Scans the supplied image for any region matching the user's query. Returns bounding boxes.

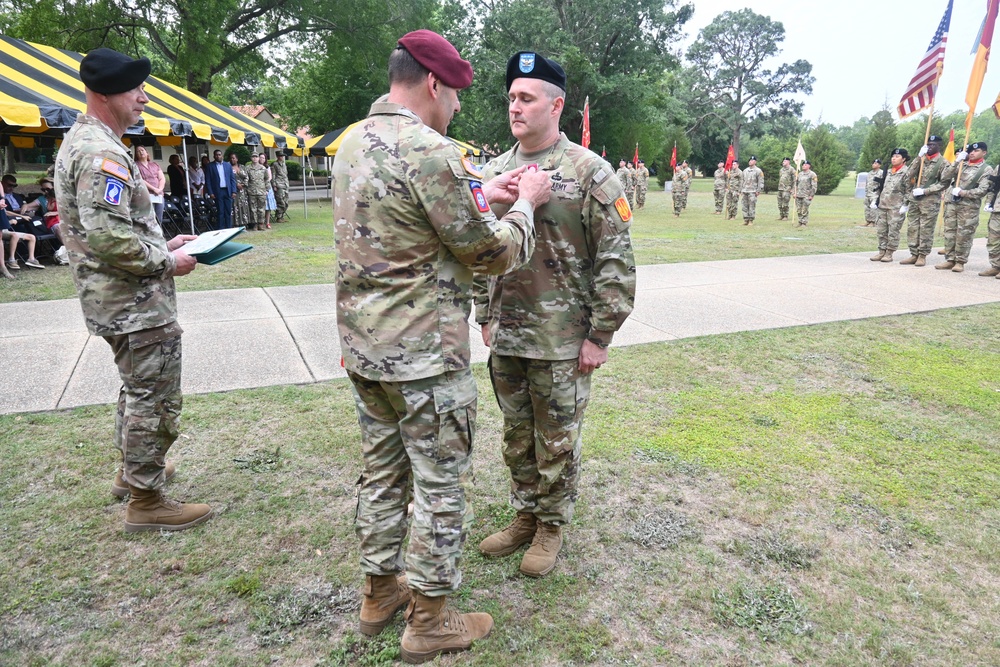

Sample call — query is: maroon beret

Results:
[397,30,473,90]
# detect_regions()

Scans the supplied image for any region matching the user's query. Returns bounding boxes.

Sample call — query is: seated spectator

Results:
[1,207,45,270]
[188,155,205,198]
[1,234,12,278]
[15,177,67,264]
[1,174,30,222]
[167,154,187,196]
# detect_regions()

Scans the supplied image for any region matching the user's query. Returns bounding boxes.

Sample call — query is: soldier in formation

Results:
[983,193,1000,278]
[678,160,692,210]
[271,153,289,222]
[869,148,911,263]
[776,157,795,220]
[936,142,992,273]
[332,30,552,663]
[635,159,649,209]
[712,160,726,214]
[740,156,764,226]
[54,48,212,532]
[793,161,818,227]
[246,153,269,231]
[671,162,688,216]
[725,160,741,219]
[616,159,635,209]
[901,135,948,266]
[862,159,883,227]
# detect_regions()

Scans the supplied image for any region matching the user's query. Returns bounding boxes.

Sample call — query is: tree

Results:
[684,9,814,161]
[858,109,898,171]
[802,124,849,195]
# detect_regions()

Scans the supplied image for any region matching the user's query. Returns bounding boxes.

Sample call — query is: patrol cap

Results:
[969,141,988,151]
[396,30,473,89]
[891,147,909,159]
[506,52,566,92]
[80,48,151,95]
[928,135,943,143]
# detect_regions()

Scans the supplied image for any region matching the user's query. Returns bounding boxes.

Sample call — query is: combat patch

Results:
[614,196,632,222]
[469,181,490,213]
[103,177,125,206]
[100,158,130,181]
[461,157,483,179]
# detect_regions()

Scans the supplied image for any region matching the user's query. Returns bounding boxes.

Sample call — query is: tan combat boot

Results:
[124,487,213,533]
[399,593,493,664]
[915,255,926,267]
[519,522,563,578]
[899,255,918,265]
[952,263,964,273]
[870,249,885,261]
[935,261,955,270]
[479,513,536,557]
[978,267,1000,276]
[112,460,176,498]
[880,250,895,263]
[360,574,411,636]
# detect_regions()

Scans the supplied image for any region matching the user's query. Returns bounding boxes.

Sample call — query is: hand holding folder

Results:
[180,227,253,265]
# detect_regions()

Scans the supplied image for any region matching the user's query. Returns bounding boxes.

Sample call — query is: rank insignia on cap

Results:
[470,181,490,213]
[100,158,130,181]
[103,177,125,206]
[462,157,483,179]
[614,196,632,222]
[519,53,536,73]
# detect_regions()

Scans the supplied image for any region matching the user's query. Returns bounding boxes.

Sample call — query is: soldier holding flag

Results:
[935,142,992,272]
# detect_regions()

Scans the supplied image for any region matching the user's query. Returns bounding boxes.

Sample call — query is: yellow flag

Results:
[943,128,956,162]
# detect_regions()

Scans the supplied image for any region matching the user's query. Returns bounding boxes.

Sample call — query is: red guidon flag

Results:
[724,144,735,170]
[581,96,591,149]
[669,144,677,170]
[633,143,639,168]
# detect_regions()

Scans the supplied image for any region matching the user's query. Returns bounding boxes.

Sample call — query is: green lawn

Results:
[2,176,998,666]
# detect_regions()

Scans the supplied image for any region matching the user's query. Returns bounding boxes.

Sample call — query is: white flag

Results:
[793,140,807,169]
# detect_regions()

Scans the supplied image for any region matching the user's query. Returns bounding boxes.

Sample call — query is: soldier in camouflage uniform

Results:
[671,162,688,216]
[725,161,741,219]
[53,48,212,533]
[333,31,552,663]
[863,159,883,226]
[982,196,1000,278]
[740,156,764,225]
[793,161,818,227]
[616,160,635,209]
[245,153,268,231]
[271,153,289,222]
[713,161,726,214]
[870,148,911,262]
[777,157,795,220]
[476,52,636,580]
[936,142,992,273]
[901,135,949,266]
[635,159,649,209]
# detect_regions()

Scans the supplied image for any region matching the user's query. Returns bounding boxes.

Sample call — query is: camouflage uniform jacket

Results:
[940,159,993,204]
[906,153,949,203]
[741,166,764,193]
[713,168,727,189]
[54,114,178,336]
[637,166,649,189]
[865,169,884,199]
[778,166,796,192]
[795,171,818,198]
[671,168,688,189]
[333,100,536,382]
[877,164,912,211]
[681,166,693,190]
[616,166,634,192]
[246,162,269,196]
[726,167,742,192]
[475,133,636,358]
[271,159,289,188]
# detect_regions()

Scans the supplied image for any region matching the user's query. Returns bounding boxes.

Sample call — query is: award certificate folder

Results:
[182,227,253,265]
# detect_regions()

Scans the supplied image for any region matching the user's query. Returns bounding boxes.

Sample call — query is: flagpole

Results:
[917,69,942,187]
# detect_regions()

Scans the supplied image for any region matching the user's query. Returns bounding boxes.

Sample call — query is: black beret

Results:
[783,156,791,161]
[873,159,882,164]
[749,155,757,161]
[80,48,151,95]
[928,135,943,143]
[891,148,909,159]
[969,141,988,151]
[803,161,811,166]
[506,52,566,92]
[397,30,473,90]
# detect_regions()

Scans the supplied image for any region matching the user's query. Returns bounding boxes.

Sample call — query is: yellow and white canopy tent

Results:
[0,35,301,231]
[299,120,485,161]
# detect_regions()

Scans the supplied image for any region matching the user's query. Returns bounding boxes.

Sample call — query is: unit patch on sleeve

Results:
[614,196,632,222]
[100,159,130,181]
[103,177,125,206]
[470,181,490,213]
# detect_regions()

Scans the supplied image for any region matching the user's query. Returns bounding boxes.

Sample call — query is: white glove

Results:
[986,204,994,213]
[869,201,878,209]
[899,205,910,214]
[956,151,968,162]
[912,188,925,197]
[919,145,929,157]
[952,187,962,197]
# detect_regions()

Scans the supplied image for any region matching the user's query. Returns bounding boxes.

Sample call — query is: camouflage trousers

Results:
[725,191,739,218]
[795,197,811,225]
[635,186,646,209]
[713,188,725,213]
[988,212,1000,268]
[625,188,635,209]
[488,355,591,526]
[106,323,183,491]
[864,196,879,224]
[906,198,942,257]
[876,207,905,251]
[777,191,792,219]
[741,192,758,221]
[274,185,289,221]
[248,194,267,228]
[349,369,477,595]
[672,190,683,215]
[941,201,983,264]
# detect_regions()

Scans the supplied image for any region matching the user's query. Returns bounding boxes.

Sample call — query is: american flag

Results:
[898,0,953,118]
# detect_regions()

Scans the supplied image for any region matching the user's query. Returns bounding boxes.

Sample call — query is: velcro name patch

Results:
[101,159,130,181]
[614,196,632,222]
[470,181,490,213]
[104,177,125,206]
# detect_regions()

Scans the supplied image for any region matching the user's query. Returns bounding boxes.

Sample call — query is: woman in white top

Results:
[188,155,205,198]
[135,146,166,223]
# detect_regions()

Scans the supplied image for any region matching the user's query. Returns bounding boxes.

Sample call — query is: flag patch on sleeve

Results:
[104,177,125,206]
[614,196,632,222]
[462,158,483,179]
[470,181,490,213]
[100,159,130,181]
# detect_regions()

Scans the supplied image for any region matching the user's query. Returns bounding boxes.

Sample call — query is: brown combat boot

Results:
[360,574,411,636]
[978,267,1000,276]
[899,255,918,265]
[479,513,536,557]
[935,261,955,270]
[952,263,964,273]
[915,255,926,267]
[519,522,563,578]
[124,487,213,533]
[399,593,493,664]
[880,250,895,263]
[870,250,885,261]
[112,460,176,498]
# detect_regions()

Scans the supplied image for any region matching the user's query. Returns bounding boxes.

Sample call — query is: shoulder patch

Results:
[469,180,490,213]
[461,157,483,179]
[101,158,130,181]
[614,196,632,222]
[103,177,125,206]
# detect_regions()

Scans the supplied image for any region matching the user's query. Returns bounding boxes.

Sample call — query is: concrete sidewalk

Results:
[2,241,998,415]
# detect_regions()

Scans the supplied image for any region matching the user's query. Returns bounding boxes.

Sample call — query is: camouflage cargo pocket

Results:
[429,502,465,556]
[431,372,477,462]
[544,360,585,440]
